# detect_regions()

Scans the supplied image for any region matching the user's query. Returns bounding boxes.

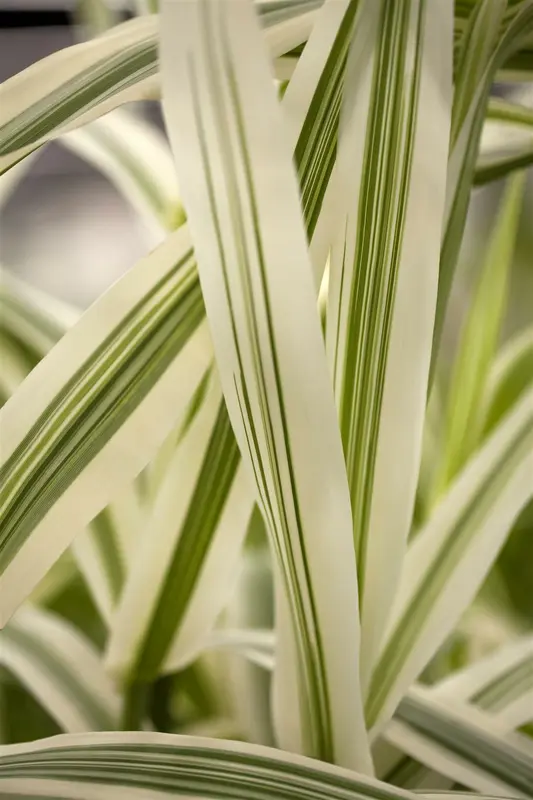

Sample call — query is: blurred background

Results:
[0,0,532,691]
[0,0,156,307]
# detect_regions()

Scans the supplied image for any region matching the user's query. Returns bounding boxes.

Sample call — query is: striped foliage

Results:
[386,688,533,797]
[0,731,503,800]
[1,0,532,792]
[431,171,526,501]
[434,0,533,364]
[105,371,253,682]
[106,0,369,697]
[60,109,184,239]
[0,228,212,624]
[0,606,120,733]
[435,635,533,729]
[366,388,533,735]
[160,0,372,771]
[476,98,533,185]
[325,0,452,686]
[0,2,321,175]
[381,636,533,789]
[0,277,145,624]
[482,325,533,439]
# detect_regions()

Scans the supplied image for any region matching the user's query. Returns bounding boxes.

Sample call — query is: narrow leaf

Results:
[326,0,452,687]
[104,0,370,689]
[382,634,533,789]
[0,275,146,625]
[434,635,533,731]
[366,388,533,735]
[0,732,416,800]
[0,228,212,624]
[0,3,321,175]
[61,109,184,239]
[161,0,371,771]
[482,325,533,439]
[433,0,533,368]
[386,688,533,797]
[431,172,526,499]
[0,606,120,733]
[106,373,252,682]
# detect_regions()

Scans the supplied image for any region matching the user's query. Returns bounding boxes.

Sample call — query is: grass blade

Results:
[326,0,452,686]
[381,636,533,789]
[0,276,145,625]
[0,228,212,624]
[387,688,533,797]
[0,606,120,733]
[161,0,371,770]
[431,172,526,500]
[0,5,320,176]
[61,109,185,239]
[104,0,369,693]
[366,388,533,735]
[433,0,533,369]
[482,326,533,439]
[0,732,417,800]
[105,373,252,683]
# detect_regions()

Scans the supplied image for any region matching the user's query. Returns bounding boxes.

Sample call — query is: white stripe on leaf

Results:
[0,606,120,733]
[326,0,452,690]
[367,388,533,736]
[161,0,371,771]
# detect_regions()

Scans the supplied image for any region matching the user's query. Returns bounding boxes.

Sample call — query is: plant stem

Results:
[120,681,150,731]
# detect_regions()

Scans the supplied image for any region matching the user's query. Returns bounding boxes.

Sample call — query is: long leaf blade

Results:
[106,0,370,690]
[433,0,533,368]
[0,228,212,624]
[105,373,252,682]
[326,0,452,688]
[366,388,533,735]
[0,276,144,624]
[60,109,184,239]
[431,171,526,499]
[387,688,533,797]
[0,606,120,733]
[0,4,320,176]
[0,732,418,800]
[161,0,371,771]
[381,636,533,789]
[482,325,533,439]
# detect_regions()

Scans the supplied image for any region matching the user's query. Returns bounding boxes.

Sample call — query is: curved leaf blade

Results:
[431,171,526,500]
[0,4,320,176]
[386,688,533,797]
[0,606,120,733]
[367,388,533,735]
[161,0,371,771]
[325,0,452,687]
[0,228,212,625]
[0,732,415,800]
